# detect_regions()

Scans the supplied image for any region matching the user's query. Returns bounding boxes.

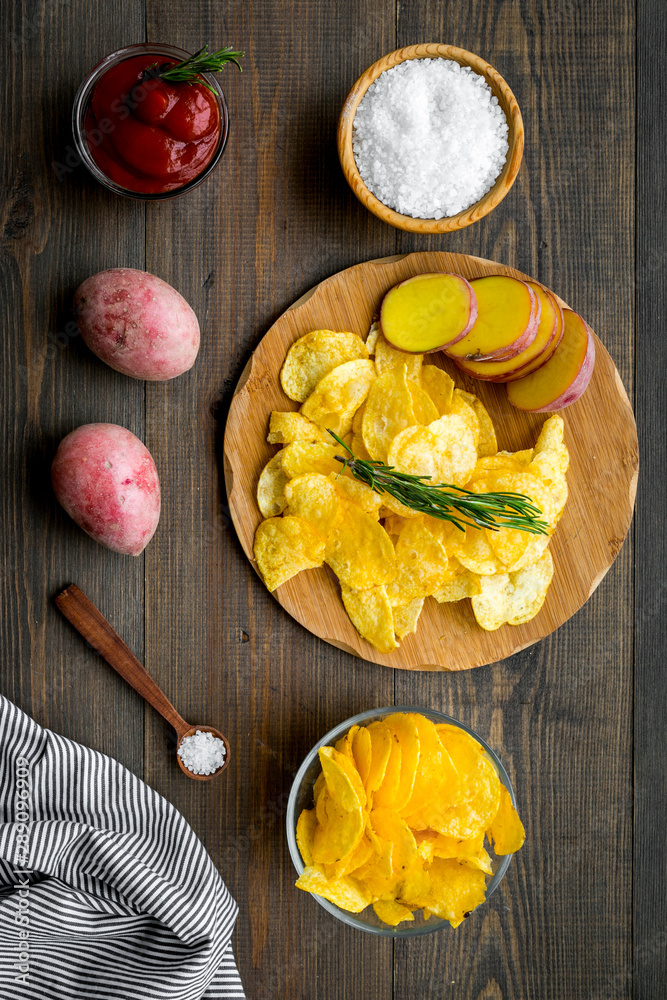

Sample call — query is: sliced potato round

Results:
[280,330,369,402]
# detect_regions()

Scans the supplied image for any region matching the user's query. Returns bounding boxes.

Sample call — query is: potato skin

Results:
[51,423,160,555]
[74,268,200,381]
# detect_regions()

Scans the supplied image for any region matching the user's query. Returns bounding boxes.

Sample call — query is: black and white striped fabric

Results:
[0,696,245,999]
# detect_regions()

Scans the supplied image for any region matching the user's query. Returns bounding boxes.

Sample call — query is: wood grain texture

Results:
[0,0,644,998]
[635,1,667,996]
[225,251,637,670]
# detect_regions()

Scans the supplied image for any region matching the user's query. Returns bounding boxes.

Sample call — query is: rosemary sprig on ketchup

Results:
[84,45,243,195]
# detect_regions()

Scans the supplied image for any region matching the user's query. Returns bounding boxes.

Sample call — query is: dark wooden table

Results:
[1,2,664,998]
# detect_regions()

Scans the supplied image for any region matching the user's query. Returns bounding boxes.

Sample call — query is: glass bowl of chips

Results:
[286,706,520,936]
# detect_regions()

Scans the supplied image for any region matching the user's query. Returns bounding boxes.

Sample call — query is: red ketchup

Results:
[84,54,221,194]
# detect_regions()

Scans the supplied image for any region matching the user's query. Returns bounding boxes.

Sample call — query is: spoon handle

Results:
[56,584,189,739]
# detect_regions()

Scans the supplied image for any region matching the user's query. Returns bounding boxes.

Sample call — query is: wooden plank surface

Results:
[635,1,667,996]
[0,1,647,999]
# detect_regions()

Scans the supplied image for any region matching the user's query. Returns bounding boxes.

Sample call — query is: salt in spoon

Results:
[55,584,230,781]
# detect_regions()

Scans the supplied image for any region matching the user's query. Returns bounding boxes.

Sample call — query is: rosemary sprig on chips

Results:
[328,430,549,535]
[148,45,244,92]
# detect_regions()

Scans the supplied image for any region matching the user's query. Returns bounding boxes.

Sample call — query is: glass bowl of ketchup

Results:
[72,44,229,200]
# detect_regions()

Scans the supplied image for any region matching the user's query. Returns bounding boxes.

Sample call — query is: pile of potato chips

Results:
[253,326,569,651]
[295,712,524,927]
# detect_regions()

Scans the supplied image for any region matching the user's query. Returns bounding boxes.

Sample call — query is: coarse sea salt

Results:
[178,729,227,775]
[352,58,510,219]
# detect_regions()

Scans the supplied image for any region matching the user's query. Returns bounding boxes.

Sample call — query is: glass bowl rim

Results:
[286,705,515,937]
[71,42,229,202]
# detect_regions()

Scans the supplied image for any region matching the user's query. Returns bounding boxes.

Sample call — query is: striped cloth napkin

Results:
[0,695,245,999]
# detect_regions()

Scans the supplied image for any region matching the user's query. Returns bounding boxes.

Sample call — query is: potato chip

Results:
[352,400,366,436]
[365,720,393,795]
[284,473,341,538]
[351,433,372,461]
[377,493,423,519]
[414,830,438,864]
[312,748,365,863]
[506,549,554,624]
[486,525,530,570]
[374,333,423,381]
[372,899,414,926]
[352,727,372,787]
[335,724,359,762]
[330,474,382,518]
[448,389,480,450]
[386,519,449,606]
[296,808,317,866]
[281,441,342,479]
[254,516,325,591]
[487,784,526,855]
[420,364,455,415]
[408,381,439,425]
[432,832,484,860]
[256,450,289,518]
[267,410,327,444]
[403,713,444,815]
[328,833,375,879]
[387,413,477,488]
[469,450,533,480]
[432,568,482,603]
[362,363,418,462]
[470,573,511,630]
[340,584,398,653]
[325,505,396,589]
[373,730,402,809]
[383,713,421,811]
[471,548,553,629]
[505,532,550,573]
[447,525,506,576]
[371,808,418,873]
[459,847,494,875]
[468,396,497,457]
[398,859,431,907]
[295,865,370,913]
[281,330,369,402]
[393,597,424,639]
[300,359,376,436]
[365,321,381,356]
[423,858,487,927]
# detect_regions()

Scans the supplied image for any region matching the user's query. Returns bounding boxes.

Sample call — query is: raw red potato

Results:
[379,273,477,354]
[74,268,200,381]
[51,423,160,555]
[444,275,540,362]
[455,282,563,382]
[506,310,595,412]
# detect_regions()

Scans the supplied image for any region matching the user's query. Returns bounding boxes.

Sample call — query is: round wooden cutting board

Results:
[223,252,638,671]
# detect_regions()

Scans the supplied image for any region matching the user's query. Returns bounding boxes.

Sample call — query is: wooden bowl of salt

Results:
[337,43,524,233]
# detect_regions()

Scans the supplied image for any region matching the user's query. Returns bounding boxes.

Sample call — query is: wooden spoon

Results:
[55,584,230,781]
